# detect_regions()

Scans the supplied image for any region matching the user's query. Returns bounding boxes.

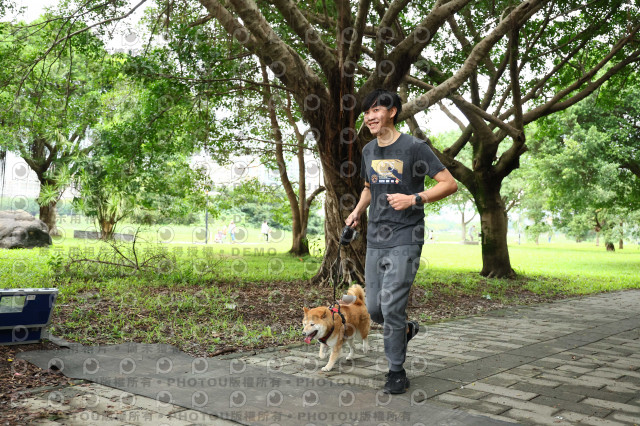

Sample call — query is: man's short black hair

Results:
[361,89,402,125]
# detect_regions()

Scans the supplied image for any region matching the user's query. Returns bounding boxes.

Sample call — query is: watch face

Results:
[415,195,422,204]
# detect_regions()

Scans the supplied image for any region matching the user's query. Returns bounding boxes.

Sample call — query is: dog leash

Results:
[330,247,342,302]
[327,225,358,323]
[331,225,357,301]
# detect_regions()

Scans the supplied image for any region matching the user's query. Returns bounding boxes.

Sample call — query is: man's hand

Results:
[387,193,414,210]
[346,210,361,227]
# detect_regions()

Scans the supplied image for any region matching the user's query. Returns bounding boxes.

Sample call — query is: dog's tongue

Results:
[304,335,312,344]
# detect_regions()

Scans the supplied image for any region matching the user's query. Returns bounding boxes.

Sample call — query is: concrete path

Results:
[15,289,640,425]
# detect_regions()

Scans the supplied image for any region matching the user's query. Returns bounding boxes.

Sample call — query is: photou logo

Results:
[83,358,99,375]
[191,358,209,374]
[266,390,284,407]
[192,391,208,408]
[229,391,246,408]
[119,358,136,375]
[302,390,319,407]
[156,357,173,374]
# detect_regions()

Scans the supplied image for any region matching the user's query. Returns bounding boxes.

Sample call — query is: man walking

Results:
[346,89,458,394]
[261,220,270,242]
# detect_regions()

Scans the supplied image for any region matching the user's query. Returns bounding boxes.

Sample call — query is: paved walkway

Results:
[15,290,640,425]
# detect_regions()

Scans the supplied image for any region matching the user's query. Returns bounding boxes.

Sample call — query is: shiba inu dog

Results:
[302,284,370,371]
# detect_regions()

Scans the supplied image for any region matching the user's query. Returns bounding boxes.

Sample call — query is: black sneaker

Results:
[383,369,409,394]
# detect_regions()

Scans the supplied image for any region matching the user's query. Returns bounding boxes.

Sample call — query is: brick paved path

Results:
[15,290,640,425]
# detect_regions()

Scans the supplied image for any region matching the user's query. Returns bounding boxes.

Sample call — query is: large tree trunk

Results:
[289,218,309,256]
[475,180,515,278]
[39,202,59,236]
[308,43,363,286]
[312,161,366,289]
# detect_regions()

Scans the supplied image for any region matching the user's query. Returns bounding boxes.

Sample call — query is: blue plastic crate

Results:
[0,288,58,344]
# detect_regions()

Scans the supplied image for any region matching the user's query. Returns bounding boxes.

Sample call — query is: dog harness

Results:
[329,302,346,325]
[319,303,346,344]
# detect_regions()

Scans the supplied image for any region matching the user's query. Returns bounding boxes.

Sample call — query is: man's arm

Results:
[387,169,458,210]
[345,182,371,227]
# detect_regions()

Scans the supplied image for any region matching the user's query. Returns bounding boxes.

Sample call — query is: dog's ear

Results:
[303,307,309,314]
[321,309,327,319]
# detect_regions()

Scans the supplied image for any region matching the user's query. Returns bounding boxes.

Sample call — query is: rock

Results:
[0,210,52,249]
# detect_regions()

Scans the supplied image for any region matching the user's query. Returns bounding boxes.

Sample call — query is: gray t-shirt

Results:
[361,133,446,248]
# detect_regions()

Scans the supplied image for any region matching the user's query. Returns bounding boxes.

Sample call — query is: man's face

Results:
[363,104,396,136]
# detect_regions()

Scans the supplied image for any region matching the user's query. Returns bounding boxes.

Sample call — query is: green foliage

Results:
[529,90,640,247]
[211,178,294,230]
[0,15,111,225]
[69,55,209,236]
[0,15,105,150]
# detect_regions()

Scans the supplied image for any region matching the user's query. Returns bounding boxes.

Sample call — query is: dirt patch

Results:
[0,341,78,425]
[408,285,567,322]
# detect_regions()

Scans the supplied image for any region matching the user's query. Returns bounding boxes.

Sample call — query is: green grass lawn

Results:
[418,241,640,293]
[1,225,639,356]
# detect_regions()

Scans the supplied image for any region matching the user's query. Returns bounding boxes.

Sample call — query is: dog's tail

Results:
[347,284,365,305]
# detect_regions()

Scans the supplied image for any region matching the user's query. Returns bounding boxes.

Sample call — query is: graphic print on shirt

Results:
[370,159,403,184]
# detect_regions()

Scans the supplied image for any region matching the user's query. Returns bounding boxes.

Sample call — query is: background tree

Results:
[209,177,324,241]
[529,100,639,251]
[0,16,105,233]
[260,63,325,255]
[404,0,640,276]
[432,129,477,242]
[72,55,208,239]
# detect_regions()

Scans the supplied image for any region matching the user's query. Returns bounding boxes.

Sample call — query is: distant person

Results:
[215,228,224,243]
[228,220,236,243]
[261,220,270,242]
[469,225,476,242]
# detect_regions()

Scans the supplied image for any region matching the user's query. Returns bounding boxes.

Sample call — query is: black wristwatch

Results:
[414,193,423,205]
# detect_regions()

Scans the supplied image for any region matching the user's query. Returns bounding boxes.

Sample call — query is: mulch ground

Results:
[0,341,77,425]
[0,279,567,424]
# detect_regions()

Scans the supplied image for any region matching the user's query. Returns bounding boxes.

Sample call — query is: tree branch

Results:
[381,0,472,89]
[509,26,523,133]
[305,185,326,208]
[283,92,307,216]
[399,0,547,121]
[438,101,465,131]
[270,0,338,77]
[260,60,302,228]
[398,83,475,190]
[521,44,640,126]
[402,74,521,140]
[17,0,148,94]
[188,13,214,27]
[345,0,372,68]
[621,160,640,179]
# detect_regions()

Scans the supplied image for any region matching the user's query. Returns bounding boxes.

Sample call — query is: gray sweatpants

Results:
[365,244,422,372]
